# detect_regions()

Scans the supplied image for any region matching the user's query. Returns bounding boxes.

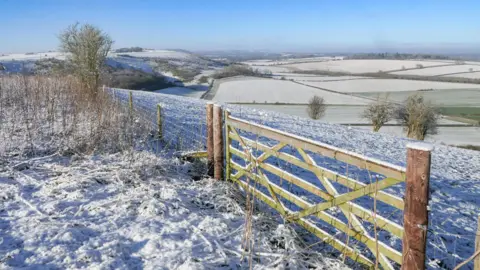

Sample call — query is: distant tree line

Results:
[346,53,454,60]
[211,65,272,79]
[115,47,144,53]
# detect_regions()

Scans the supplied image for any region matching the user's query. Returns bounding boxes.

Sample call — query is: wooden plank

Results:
[402,144,432,270]
[226,116,406,181]
[229,174,375,268]
[229,132,404,210]
[298,148,395,270]
[181,151,208,159]
[229,145,404,238]
[289,177,402,221]
[230,161,403,264]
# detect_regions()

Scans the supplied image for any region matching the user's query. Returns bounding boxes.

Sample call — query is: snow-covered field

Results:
[391,65,480,76]
[271,74,369,81]
[155,87,207,98]
[254,66,292,73]
[110,50,192,60]
[303,79,480,93]
[0,52,66,61]
[357,89,480,107]
[284,60,452,73]
[111,89,480,269]
[237,104,477,145]
[213,77,369,105]
[243,56,337,66]
[441,71,480,79]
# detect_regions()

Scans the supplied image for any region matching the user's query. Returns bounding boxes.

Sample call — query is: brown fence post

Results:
[475,215,480,270]
[206,102,214,177]
[224,109,231,181]
[129,91,133,112]
[402,143,433,270]
[213,104,224,180]
[157,104,162,139]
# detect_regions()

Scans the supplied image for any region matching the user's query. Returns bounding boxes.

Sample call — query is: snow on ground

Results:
[253,66,292,73]
[284,60,453,73]
[243,57,336,66]
[107,57,155,74]
[0,52,66,61]
[0,151,348,269]
[302,78,480,93]
[357,89,480,107]
[110,50,192,60]
[240,104,469,125]
[441,71,480,79]
[390,65,480,76]
[213,77,369,105]
[110,89,480,269]
[155,87,207,98]
[271,74,371,81]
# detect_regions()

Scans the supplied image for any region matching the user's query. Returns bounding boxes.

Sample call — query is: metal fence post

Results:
[402,143,433,270]
[157,104,162,139]
[206,102,214,177]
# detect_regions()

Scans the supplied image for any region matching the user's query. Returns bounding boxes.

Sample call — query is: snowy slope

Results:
[0,151,348,269]
[111,88,480,269]
[110,50,192,59]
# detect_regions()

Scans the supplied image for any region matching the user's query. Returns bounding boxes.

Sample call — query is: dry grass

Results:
[0,75,150,161]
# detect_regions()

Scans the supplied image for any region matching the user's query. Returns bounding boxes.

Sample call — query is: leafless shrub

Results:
[306,95,326,120]
[59,23,113,96]
[416,64,424,69]
[198,76,209,84]
[361,95,393,132]
[394,93,438,140]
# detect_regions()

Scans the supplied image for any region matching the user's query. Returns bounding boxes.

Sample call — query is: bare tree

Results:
[59,23,113,96]
[362,95,393,132]
[307,95,326,120]
[395,94,438,140]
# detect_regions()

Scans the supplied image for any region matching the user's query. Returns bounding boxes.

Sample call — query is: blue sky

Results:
[1,0,479,53]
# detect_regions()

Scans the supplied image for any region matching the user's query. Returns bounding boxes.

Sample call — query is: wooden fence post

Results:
[213,104,224,180]
[128,91,133,112]
[475,215,480,270]
[206,102,214,177]
[402,142,433,270]
[224,109,231,181]
[157,104,162,139]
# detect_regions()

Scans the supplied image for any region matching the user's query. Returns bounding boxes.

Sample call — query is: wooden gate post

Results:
[224,109,231,181]
[475,215,480,270]
[402,142,433,270]
[206,102,214,177]
[213,104,224,180]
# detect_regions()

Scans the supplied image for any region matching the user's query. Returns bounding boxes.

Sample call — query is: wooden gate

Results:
[224,113,414,269]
